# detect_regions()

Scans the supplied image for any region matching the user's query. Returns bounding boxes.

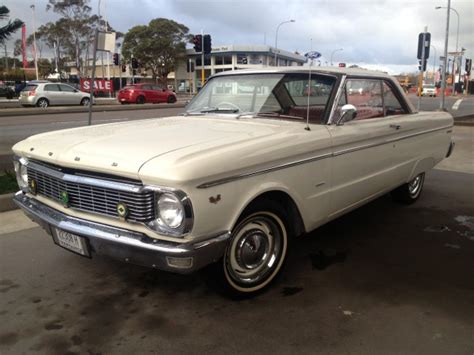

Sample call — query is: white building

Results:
[174,44,307,93]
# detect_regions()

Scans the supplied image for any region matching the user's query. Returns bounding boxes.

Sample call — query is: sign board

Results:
[97,31,116,52]
[80,79,113,93]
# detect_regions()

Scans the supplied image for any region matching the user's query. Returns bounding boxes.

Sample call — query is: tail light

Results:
[28,90,36,96]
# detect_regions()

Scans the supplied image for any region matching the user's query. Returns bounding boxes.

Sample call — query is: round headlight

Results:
[14,158,28,189]
[158,193,184,229]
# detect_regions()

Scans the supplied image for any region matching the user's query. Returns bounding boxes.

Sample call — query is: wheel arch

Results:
[408,157,435,182]
[231,187,306,238]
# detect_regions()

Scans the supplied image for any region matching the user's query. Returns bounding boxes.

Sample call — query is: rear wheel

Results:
[167,95,177,104]
[36,98,49,108]
[215,199,289,296]
[136,96,145,104]
[80,97,90,106]
[391,173,425,204]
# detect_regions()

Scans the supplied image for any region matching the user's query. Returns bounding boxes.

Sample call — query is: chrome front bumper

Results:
[13,192,230,274]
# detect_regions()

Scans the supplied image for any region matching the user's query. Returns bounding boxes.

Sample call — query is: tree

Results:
[0,5,23,45]
[122,18,190,84]
[46,0,99,73]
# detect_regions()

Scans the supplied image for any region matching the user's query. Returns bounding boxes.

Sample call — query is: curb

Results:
[0,193,17,212]
[0,102,187,117]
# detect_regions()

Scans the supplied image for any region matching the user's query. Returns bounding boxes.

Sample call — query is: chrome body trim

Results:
[28,160,144,193]
[197,125,453,188]
[328,74,347,125]
[13,192,229,274]
[197,152,333,189]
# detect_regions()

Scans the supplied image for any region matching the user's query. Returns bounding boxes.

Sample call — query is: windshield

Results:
[185,73,337,123]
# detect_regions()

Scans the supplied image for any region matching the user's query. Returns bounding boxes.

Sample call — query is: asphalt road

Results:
[0,127,472,354]
[0,107,184,168]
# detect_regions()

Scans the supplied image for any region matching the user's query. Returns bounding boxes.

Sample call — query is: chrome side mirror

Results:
[337,104,357,125]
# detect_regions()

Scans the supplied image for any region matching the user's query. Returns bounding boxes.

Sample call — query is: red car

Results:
[117,84,177,104]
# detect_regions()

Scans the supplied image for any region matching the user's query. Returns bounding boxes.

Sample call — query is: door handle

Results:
[390,124,401,130]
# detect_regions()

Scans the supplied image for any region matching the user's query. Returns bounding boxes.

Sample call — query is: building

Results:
[174,44,307,93]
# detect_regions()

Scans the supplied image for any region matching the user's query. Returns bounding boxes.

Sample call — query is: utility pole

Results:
[201,29,204,88]
[88,28,99,126]
[440,0,451,110]
[4,45,8,71]
[30,2,39,80]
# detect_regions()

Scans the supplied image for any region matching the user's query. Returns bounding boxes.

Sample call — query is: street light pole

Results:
[330,48,343,66]
[30,2,39,80]
[430,44,437,84]
[274,19,295,67]
[436,5,459,95]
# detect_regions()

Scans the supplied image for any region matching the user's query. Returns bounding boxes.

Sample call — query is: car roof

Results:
[211,66,395,80]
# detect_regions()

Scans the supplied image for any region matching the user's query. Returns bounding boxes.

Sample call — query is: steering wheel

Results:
[215,101,242,112]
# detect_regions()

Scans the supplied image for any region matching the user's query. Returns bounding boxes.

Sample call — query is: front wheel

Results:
[391,173,425,204]
[217,200,289,296]
[167,95,177,104]
[80,97,90,106]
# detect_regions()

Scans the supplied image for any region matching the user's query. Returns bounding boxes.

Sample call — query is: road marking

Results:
[452,99,463,110]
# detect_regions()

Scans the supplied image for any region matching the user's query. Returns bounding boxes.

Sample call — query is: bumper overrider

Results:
[14,192,230,274]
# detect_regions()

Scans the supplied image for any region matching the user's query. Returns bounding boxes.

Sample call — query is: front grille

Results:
[27,166,155,223]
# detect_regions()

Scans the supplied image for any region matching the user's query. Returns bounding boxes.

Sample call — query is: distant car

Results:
[0,86,15,99]
[421,85,437,97]
[19,82,92,108]
[117,84,177,104]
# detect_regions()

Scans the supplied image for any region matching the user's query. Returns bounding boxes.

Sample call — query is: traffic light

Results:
[466,58,472,75]
[417,32,431,59]
[338,63,346,67]
[113,53,119,65]
[418,59,427,72]
[131,57,138,69]
[203,34,212,54]
[242,57,248,65]
[193,35,202,53]
[121,64,126,72]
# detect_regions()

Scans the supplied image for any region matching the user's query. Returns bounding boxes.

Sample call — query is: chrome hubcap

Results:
[226,214,283,285]
[408,175,422,195]
[39,100,47,108]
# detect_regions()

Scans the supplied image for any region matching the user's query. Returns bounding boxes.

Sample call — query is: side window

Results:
[383,82,406,116]
[44,84,61,92]
[141,85,152,90]
[59,84,75,92]
[152,85,163,91]
[345,79,383,120]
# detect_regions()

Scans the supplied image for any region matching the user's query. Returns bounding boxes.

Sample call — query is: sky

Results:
[3,0,473,75]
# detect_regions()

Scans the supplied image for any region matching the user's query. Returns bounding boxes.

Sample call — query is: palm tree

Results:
[0,6,24,45]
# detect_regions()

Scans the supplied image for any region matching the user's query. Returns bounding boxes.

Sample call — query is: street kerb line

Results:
[452,99,463,110]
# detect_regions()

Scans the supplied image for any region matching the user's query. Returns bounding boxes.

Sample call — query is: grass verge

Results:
[0,171,18,194]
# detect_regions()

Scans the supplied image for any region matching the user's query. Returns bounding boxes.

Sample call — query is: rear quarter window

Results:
[22,85,38,92]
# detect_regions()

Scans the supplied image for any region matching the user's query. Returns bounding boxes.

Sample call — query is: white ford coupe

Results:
[12,68,454,295]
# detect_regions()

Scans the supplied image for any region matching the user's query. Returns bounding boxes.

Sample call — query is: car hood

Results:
[12,116,330,184]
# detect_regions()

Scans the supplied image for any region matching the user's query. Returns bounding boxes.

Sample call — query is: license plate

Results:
[53,228,90,257]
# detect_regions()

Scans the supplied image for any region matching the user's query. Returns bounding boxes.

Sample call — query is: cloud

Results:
[3,0,473,74]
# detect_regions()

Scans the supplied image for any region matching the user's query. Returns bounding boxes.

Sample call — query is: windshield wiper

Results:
[199,107,239,113]
[256,111,304,120]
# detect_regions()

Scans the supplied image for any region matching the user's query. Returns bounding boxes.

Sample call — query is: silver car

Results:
[19,82,92,108]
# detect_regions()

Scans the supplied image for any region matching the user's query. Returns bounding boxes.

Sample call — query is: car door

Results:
[43,84,62,105]
[151,85,164,102]
[59,84,80,105]
[327,78,402,218]
[139,85,152,102]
